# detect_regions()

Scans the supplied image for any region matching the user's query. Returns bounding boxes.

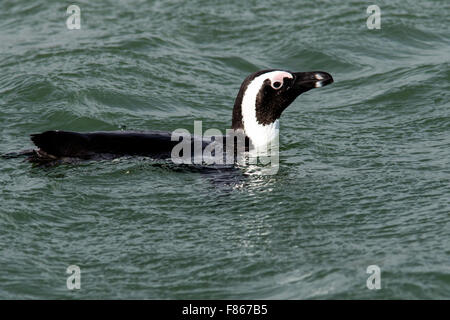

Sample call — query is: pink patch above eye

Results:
[269,71,293,89]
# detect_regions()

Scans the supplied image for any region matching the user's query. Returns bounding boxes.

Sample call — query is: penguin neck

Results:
[231,113,279,150]
[244,117,280,149]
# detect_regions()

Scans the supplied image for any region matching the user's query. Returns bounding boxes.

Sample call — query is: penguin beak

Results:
[291,71,333,93]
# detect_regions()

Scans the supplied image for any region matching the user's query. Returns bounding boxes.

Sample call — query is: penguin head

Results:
[232,69,333,148]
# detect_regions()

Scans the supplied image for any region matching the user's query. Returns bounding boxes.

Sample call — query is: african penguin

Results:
[4,69,333,165]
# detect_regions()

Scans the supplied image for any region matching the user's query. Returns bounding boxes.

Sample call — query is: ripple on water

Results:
[0,0,449,299]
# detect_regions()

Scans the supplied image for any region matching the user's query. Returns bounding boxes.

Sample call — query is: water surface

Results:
[0,0,449,299]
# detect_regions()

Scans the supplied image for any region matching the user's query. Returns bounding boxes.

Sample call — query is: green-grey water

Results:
[0,0,449,299]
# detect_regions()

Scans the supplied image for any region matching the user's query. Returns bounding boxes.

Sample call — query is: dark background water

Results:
[0,0,449,299]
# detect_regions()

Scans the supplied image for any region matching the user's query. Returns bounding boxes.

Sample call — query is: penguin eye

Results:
[272,81,282,89]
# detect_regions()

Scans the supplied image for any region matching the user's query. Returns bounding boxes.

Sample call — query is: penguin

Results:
[5,69,333,166]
